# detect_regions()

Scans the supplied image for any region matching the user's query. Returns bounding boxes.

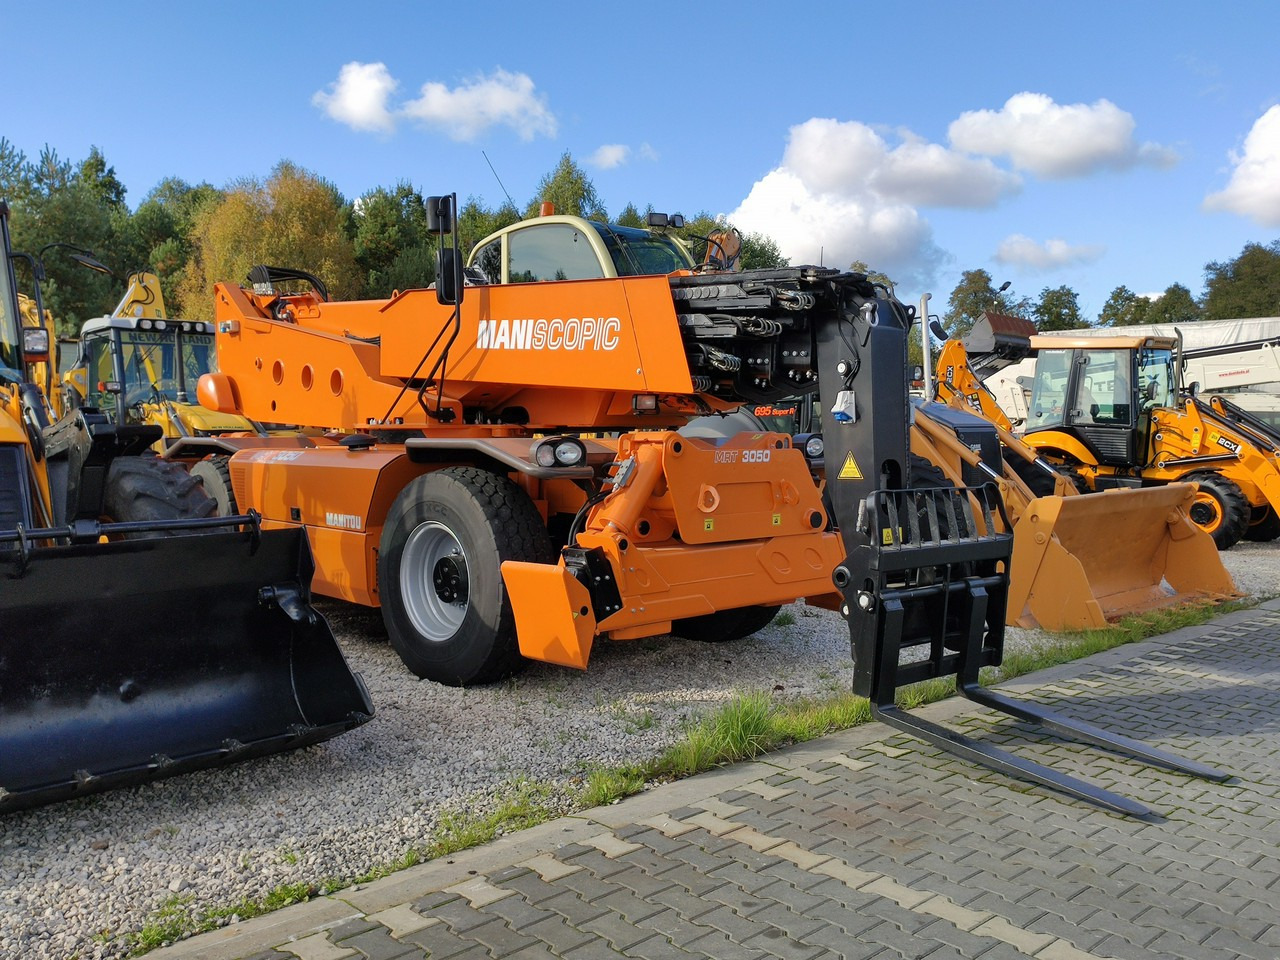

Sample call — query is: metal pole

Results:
[919,293,933,398]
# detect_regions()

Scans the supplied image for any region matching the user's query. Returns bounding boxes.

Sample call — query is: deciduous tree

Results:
[1203,241,1280,319]
[1034,285,1085,331]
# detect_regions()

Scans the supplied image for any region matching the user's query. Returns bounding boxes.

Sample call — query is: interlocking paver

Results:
[158,605,1280,960]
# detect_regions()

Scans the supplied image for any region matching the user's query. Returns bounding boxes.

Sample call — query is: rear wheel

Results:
[1245,505,1280,543]
[378,466,553,686]
[190,455,238,516]
[102,456,217,535]
[1184,472,1249,550]
[671,604,781,643]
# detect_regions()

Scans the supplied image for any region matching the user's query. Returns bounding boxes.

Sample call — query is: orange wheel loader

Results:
[0,201,372,814]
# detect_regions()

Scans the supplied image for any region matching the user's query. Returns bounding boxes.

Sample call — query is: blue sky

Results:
[5,0,1279,320]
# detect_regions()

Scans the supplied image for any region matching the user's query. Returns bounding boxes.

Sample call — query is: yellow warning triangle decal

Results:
[838,452,863,480]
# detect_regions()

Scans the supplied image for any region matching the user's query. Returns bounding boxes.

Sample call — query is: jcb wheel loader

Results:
[0,201,372,814]
[193,194,1229,814]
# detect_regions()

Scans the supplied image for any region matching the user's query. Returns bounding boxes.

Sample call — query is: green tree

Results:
[0,138,32,204]
[1034,285,1085,331]
[1098,285,1150,326]
[1146,282,1201,324]
[524,152,606,221]
[353,182,433,297]
[1202,241,1280,320]
[615,202,645,228]
[457,195,520,255]
[943,269,1026,338]
[178,161,360,321]
[76,146,127,210]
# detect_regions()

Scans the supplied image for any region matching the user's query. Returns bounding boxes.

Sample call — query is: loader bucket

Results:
[0,527,373,813]
[1007,484,1237,630]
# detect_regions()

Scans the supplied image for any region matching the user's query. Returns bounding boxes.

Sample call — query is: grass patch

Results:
[774,610,797,627]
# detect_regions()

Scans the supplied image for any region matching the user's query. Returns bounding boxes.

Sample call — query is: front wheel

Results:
[1245,505,1280,543]
[190,455,238,516]
[1184,472,1249,550]
[102,456,217,535]
[378,466,553,686]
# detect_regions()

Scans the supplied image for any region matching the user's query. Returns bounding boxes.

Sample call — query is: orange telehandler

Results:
[191,195,1227,814]
[0,201,372,814]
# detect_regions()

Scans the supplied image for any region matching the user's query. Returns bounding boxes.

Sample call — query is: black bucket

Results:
[0,527,373,813]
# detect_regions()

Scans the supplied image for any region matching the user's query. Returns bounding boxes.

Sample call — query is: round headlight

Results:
[554,440,585,466]
[154,320,167,331]
[804,435,825,458]
[533,442,558,468]
[139,319,153,330]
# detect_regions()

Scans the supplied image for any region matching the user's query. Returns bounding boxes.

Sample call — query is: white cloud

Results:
[994,234,1106,270]
[312,62,398,134]
[313,65,556,142]
[402,69,556,142]
[730,168,945,288]
[587,144,630,169]
[728,117,1025,287]
[1203,105,1280,226]
[948,92,1177,178]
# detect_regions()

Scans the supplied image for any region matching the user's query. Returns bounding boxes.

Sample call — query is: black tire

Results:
[671,604,781,643]
[378,466,553,686]
[1184,472,1249,550]
[1007,452,1066,498]
[1245,505,1280,543]
[190,455,238,516]
[102,456,217,536]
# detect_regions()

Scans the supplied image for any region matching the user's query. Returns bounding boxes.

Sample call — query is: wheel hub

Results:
[1189,499,1219,527]
[432,555,469,604]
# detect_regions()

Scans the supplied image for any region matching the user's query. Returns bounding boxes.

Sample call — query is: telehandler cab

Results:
[0,201,372,814]
[194,194,1226,814]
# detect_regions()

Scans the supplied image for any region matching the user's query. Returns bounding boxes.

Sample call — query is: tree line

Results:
[0,141,785,333]
[2,138,1277,337]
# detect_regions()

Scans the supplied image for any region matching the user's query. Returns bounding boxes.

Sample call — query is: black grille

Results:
[1076,426,1134,465]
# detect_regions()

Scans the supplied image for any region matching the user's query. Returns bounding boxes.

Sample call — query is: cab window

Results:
[507,224,606,283]
[1027,350,1072,431]
[1136,348,1175,412]
[84,334,115,408]
[1069,350,1131,426]
[471,239,502,284]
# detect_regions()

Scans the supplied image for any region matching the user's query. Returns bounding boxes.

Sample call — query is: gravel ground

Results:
[2,545,1276,959]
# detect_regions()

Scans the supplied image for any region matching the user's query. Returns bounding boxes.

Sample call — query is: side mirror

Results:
[425,195,455,235]
[436,247,463,307]
[22,327,49,363]
[1188,380,1201,397]
[928,320,948,342]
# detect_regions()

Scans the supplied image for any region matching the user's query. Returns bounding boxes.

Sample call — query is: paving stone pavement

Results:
[154,599,1280,960]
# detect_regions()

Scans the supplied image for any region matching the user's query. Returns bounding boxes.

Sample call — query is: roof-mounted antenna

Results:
[482,151,516,209]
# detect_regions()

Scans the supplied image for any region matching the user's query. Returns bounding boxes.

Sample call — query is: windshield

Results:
[1027,350,1073,431]
[590,223,693,276]
[117,330,215,405]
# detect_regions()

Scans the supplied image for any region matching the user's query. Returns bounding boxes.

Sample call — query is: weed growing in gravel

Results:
[580,766,647,806]
[774,610,797,627]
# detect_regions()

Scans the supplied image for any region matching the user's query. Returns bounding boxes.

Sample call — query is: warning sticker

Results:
[838,452,863,480]
[771,513,782,526]
[704,518,715,531]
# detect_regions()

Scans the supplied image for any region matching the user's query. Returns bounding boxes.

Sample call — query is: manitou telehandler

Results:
[191,194,1226,814]
[0,201,372,814]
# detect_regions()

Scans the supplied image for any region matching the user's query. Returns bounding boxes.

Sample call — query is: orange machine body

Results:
[202,269,834,678]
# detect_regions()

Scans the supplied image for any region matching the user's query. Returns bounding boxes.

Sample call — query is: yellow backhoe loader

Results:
[926,314,1235,627]
[0,201,372,813]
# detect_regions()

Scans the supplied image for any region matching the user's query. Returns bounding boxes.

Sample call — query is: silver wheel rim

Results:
[401,521,469,641]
